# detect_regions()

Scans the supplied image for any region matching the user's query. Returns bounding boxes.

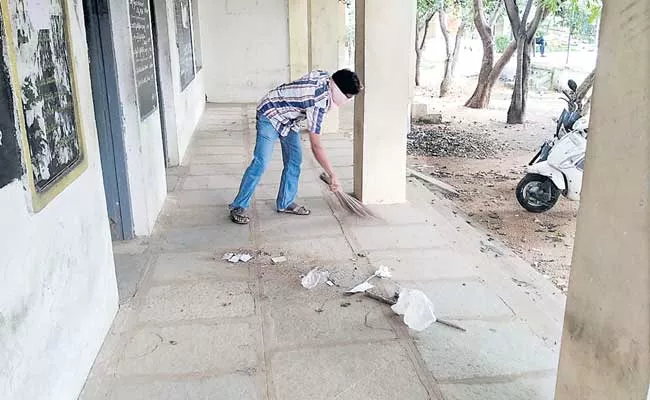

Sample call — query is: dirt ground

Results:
[409,78,580,292]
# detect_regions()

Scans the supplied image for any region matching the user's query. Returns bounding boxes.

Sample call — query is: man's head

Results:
[332,69,362,98]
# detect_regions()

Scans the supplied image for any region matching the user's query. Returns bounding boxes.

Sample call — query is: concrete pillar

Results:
[353,0,416,204]
[308,0,343,133]
[288,0,309,80]
[554,1,649,399]
[337,1,348,68]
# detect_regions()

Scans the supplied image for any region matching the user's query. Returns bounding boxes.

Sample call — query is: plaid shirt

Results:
[257,70,331,136]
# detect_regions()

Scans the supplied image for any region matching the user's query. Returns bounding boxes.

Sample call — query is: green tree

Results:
[439,0,472,97]
[415,0,440,86]
[465,0,519,109]
[556,0,601,63]
[503,0,548,124]
[504,0,601,124]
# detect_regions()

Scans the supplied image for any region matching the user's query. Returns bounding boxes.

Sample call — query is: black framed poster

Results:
[190,0,201,70]
[175,0,195,90]
[0,10,22,189]
[129,0,158,119]
[10,0,85,195]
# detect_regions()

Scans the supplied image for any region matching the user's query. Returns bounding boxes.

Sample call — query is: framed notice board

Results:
[128,0,158,119]
[0,10,22,189]
[1,0,87,211]
[190,0,201,71]
[175,0,194,90]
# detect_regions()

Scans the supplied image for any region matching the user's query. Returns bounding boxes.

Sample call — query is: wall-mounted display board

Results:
[2,0,87,211]
[175,0,194,90]
[0,10,22,189]
[128,0,158,119]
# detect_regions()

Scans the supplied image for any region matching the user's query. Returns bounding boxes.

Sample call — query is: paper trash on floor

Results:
[345,266,393,293]
[222,252,253,264]
[347,281,374,293]
[301,268,330,289]
[271,256,287,264]
[391,289,437,331]
[374,265,392,278]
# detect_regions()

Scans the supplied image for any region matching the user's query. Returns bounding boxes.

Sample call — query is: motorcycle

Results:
[516,79,589,213]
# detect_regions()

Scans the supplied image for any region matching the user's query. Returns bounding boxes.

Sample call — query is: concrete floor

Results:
[81,104,567,400]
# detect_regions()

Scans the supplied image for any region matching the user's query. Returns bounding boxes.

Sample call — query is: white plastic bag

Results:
[391,289,437,331]
[301,268,330,289]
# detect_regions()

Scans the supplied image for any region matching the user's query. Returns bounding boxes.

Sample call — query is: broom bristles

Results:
[320,173,378,218]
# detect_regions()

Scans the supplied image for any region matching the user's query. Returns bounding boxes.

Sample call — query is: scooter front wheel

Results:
[516,173,561,213]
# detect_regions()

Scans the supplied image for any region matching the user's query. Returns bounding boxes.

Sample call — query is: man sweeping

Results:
[229,69,362,224]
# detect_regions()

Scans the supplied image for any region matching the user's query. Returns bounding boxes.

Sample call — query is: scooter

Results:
[516,79,589,213]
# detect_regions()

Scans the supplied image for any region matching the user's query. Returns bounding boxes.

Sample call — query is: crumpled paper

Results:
[223,253,252,263]
[301,268,330,289]
[347,281,374,293]
[391,289,437,331]
[374,265,392,279]
[345,266,392,293]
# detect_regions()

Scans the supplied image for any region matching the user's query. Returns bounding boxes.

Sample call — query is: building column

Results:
[308,0,344,133]
[554,1,649,399]
[288,0,309,80]
[353,0,416,204]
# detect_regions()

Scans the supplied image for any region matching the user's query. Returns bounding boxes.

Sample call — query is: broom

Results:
[319,173,378,218]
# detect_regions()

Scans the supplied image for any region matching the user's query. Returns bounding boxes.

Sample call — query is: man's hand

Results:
[329,175,341,192]
[309,132,339,190]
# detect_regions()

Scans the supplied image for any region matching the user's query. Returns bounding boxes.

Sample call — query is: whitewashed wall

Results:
[174,71,205,161]
[198,0,290,103]
[0,1,118,399]
[153,0,206,166]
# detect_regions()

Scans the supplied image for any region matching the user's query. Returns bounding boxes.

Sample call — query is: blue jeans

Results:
[230,115,302,210]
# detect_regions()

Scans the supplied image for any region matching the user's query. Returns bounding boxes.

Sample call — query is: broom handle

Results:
[319,172,332,185]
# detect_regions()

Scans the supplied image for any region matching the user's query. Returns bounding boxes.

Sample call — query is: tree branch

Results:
[503,0,521,34]
[488,0,503,29]
[474,0,491,44]
[419,11,436,51]
[575,67,596,101]
[450,21,467,73]
[488,39,517,83]
[525,5,548,40]
[439,10,451,55]
[521,0,534,28]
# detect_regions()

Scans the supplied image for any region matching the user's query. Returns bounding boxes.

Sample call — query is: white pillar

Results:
[555,1,649,399]
[309,0,343,133]
[353,0,416,204]
[288,0,309,80]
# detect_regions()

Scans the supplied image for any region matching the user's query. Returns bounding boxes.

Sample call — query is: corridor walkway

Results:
[80,104,566,400]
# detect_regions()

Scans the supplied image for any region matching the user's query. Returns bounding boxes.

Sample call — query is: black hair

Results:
[332,69,362,96]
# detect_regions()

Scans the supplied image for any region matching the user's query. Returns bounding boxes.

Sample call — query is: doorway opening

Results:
[83,0,134,241]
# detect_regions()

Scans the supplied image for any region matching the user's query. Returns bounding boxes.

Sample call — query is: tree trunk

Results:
[465,40,516,108]
[505,4,547,124]
[488,0,503,35]
[582,94,592,115]
[507,37,526,123]
[448,22,466,87]
[440,14,466,97]
[415,12,435,86]
[521,39,533,115]
[439,11,451,93]
[466,0,501,108]
[566,30,572,65]
[415,48,422,86]
[575,67,596,103]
